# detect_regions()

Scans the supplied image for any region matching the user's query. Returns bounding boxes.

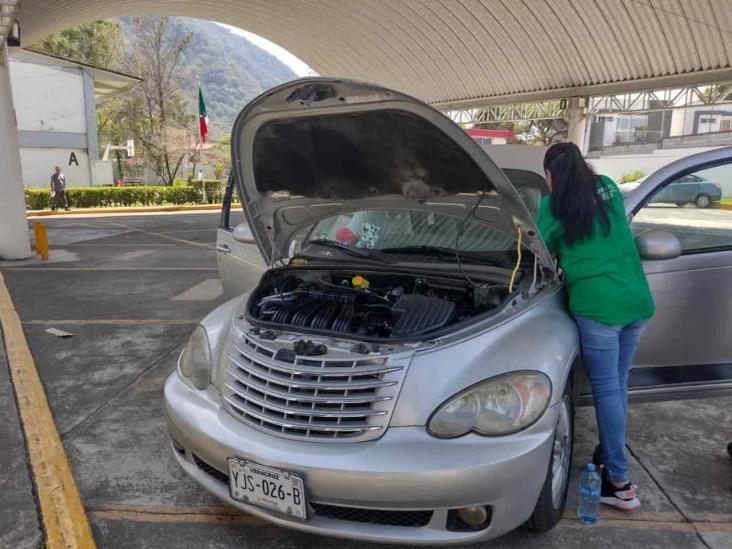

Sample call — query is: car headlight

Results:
[179,325,211,390]
[428,371,552,438]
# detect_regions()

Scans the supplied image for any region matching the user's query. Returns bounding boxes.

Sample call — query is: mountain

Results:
[119,17,298,139]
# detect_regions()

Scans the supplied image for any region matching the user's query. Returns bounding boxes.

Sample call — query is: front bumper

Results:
[164,372,558,545]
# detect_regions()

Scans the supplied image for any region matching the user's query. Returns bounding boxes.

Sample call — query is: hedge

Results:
[25,180,227,210]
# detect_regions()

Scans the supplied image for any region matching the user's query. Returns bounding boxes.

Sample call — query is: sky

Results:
[217,23,316,77]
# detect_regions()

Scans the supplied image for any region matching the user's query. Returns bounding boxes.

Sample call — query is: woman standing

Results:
[537,142,655,511]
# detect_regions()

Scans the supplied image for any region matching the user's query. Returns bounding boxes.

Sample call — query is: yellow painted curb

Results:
[715,202,732,211]
[27,203,242,217]
[0,272,96,548]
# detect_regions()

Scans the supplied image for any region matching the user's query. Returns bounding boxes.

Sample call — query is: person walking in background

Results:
[50,166,70,211]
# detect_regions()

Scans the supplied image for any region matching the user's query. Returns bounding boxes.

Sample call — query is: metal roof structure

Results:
[13,1,732,108]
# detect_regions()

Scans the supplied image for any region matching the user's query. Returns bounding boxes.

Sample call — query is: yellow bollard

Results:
[33,222,49,260]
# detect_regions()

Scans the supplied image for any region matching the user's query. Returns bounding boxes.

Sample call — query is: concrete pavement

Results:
[0,211,730,548]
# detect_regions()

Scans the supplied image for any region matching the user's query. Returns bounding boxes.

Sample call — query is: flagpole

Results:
[198,78,204,181]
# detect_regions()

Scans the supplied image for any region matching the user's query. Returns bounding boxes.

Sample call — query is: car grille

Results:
[222,332,411,442]
[310,503,433,527]
[192,454,229,485]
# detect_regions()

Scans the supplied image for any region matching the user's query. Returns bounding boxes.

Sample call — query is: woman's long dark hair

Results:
[544,142,609,246]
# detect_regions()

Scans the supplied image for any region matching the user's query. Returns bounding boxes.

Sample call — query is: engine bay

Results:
[247,269,514,340]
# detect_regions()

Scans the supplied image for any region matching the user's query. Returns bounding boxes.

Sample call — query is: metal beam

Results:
[446,82,732,126]
[589,83,732,114]
[447,101,566,125]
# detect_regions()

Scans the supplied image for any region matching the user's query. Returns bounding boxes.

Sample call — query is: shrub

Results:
[619,170,645,184]
[26,189,50,210]
[24,181,227,210]
[190,179,226,204]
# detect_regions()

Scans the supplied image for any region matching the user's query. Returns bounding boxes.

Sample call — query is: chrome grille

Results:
[222,333,411,442]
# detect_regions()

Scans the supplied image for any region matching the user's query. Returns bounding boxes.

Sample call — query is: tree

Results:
[476,118,568,145]
[33,21,123,70]
[123,17,194,185]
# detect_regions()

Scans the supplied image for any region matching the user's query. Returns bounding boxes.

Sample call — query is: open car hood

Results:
[231,78,552,270]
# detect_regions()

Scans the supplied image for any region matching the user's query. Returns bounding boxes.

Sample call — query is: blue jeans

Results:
[575,316,646,483]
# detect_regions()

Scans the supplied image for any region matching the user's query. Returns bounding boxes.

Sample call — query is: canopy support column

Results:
[0,46,31,259]
[567,97,589,153]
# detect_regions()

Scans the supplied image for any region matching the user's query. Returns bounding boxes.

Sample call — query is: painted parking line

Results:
[21,319,199,325]
[172,279,224,301]
[0,272,96,548]
[100,219,217,250]
[3,267,220,271]
[89,510,261,526]
[84,503,730,532]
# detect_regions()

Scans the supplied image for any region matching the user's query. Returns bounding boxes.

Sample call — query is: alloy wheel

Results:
[551,396,572,509]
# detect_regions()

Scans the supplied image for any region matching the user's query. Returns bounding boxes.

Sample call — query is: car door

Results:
[624,147,732,401]
[216,175,267,298]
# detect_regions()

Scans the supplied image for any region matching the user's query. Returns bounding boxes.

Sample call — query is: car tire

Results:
[526,378,574,532]
[695,194,712,208]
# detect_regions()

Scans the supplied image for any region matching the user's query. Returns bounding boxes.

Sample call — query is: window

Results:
[307,209,516,254]
[632,162,732,253]
[699,117,717,124]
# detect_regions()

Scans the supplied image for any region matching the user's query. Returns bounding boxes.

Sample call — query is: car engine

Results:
[247,269,512,339]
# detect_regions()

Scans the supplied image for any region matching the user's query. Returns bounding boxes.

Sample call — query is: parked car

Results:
[164,79,732,545]
[621,173,722,208]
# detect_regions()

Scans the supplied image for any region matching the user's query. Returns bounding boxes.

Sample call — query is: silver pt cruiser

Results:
[165,79,732,544]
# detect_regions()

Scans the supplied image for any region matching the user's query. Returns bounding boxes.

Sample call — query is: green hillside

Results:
[119,17,298,138]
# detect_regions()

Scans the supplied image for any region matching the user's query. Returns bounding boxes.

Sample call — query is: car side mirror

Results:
[635,230,682,261]
[233,223,252,243]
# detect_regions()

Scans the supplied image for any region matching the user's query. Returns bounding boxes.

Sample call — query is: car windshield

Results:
[304,209,516,255]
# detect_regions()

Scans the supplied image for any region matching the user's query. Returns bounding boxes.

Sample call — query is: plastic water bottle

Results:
[577,463,601,524]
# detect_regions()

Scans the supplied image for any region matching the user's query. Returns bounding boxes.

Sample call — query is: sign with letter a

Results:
[69,152,79,166]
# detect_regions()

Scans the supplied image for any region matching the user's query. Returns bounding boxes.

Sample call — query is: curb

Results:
[715,203,732,211]
[26,203,243,217]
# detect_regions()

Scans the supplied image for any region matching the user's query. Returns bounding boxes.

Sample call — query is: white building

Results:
[8,49,139,188]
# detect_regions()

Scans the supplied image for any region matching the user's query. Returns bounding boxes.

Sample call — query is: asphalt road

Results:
[0,211,730,549]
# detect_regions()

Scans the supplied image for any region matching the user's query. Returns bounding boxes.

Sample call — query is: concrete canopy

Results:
[17,0,732,108]
[10,49,141,103]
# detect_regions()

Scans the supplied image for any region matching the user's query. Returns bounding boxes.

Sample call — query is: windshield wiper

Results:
[305,239,386,263]
[379,245,488,263]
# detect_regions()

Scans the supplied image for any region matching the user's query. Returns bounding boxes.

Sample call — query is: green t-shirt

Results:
[537,175,655,325]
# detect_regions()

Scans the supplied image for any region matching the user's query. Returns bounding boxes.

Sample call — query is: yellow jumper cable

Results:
[509,226,522,293]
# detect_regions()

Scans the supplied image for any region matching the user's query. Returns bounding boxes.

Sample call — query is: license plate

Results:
[228,459,307,520]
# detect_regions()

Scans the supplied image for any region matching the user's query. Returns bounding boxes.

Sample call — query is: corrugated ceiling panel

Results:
[598,0,654,79]
[572,0,627,82]
[704,0,732,68]
[16,0,732,107]
[653,0,700,73]
[624,0,677,75]
[528,0,589,86]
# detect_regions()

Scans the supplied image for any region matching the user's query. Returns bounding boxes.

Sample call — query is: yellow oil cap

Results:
[352,275,370,289]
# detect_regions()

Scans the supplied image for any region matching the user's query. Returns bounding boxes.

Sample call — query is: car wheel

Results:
[526,379,574,532]
[695,194,712,208]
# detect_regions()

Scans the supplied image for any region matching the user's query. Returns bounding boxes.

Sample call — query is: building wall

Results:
[9,58,95,188]
[10,60,86,133]
[19,148,91,187]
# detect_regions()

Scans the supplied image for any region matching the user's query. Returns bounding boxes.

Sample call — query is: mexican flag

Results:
[198,87,209,143]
